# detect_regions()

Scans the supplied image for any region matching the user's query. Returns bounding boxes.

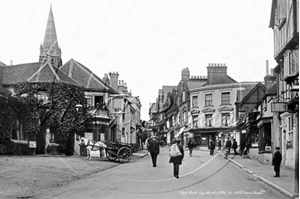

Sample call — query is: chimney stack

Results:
[181,67,190,81]
[266,60,269,75]
[109,72,119,91]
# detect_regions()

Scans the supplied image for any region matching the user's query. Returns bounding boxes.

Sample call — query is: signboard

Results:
[271,102,287,112]
[29,141,36,148]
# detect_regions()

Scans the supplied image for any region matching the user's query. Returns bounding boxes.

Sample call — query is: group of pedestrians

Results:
[147,133,283,180]
[146,132,185,179]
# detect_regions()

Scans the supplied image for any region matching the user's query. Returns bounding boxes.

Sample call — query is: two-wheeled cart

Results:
[103,141,132,163]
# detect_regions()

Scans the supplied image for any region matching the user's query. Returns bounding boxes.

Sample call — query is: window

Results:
[11,120,26,140]
[221,113,230,126]
[192,96,198,108]
[36,91,49,101]
[183,111,187,123]
[205,114,212,127]
[287,116,293,149]
[284,50,299,77]
[85,96,93,108]
[221,92,230,105]
[193,115,198,128]
[94,96,104,108]
[205,94,212,106]
[122,127,125,137]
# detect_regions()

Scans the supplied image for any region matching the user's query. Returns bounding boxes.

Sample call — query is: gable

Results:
[61,59,118,93]
[237,83,266,111]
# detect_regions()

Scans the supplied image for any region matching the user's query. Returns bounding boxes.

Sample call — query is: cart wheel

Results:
[117,147,132,163]
[106,150,117,161]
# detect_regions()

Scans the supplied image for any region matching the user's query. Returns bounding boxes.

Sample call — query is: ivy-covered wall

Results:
[0,81,90,155]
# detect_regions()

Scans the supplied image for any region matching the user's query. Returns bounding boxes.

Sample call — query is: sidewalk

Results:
[132,149,148,159]
[217,150,298,199]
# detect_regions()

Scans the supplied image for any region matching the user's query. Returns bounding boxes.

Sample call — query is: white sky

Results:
[0,0,276,120]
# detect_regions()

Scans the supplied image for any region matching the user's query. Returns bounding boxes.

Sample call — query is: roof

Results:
[269,0,276,28]
[162,86,176,94]
[43,5,59,50]
[187,80,207,90]
[2,61,79,86]
[204,74,237,86]
[60,59,119,94]
[237,82,266,104]
[266,82,277,95]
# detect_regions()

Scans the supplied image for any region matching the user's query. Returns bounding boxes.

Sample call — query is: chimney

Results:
[266,60,269,75]
[264,60,276,93]
[109,72,119,91]
[207,63,227,85]
[181,67,190,81]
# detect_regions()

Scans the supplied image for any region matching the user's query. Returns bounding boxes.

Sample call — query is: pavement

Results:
[133,146,299,199]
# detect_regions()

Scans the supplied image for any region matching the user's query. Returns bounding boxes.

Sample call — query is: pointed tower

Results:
[39,5,62,68]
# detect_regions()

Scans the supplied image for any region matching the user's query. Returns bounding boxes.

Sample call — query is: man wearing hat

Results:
[272,146,282,177]
[147,132,160,167]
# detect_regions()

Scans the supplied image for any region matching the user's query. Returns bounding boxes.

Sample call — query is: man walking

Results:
[272,146,282,177]
[209,139,215,155]
[225,137,232,155]
[232,139,238,155]
[218,139,222,150]
[147,133,160,167]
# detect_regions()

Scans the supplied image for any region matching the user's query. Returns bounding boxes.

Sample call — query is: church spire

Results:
[39,5,62,67]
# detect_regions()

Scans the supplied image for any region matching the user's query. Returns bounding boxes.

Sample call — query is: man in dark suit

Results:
[272,146,282,177]
[225,137,232,155]
[147,133,160,167]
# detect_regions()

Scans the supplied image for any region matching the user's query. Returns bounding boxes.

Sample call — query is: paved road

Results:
[36,147,289,199]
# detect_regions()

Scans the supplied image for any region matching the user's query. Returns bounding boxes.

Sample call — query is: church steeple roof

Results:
[43,5,59,49]
[39,5,62,67]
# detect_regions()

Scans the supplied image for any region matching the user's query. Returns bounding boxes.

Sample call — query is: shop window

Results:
[251,131,258,147]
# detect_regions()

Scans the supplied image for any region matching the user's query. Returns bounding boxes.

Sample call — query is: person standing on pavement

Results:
[272,146,282,177]
[225,137,232,155]
[187,139,195,157]
[169,138,184,178]
[218,139,222,150]
[209,139,215,155]
[232,139,238,155]
[147,133,160,167]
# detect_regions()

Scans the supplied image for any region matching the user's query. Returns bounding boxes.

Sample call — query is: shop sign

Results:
[271,102,287,112]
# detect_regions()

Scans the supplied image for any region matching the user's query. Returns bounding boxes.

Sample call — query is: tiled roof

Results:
[162,86,176,94]
[236,82,265,103]
[60,59,118,94]
[187,80,206,90]
[3,62,42,84]
[205,74,237,85]
[3,62,79,86]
